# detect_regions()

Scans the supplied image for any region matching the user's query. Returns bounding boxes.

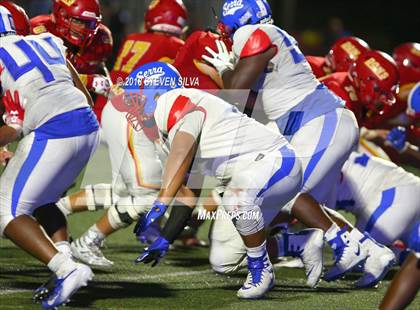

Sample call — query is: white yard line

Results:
[104,269,213,282]
[0,288,31,296]
[0,270,213,295]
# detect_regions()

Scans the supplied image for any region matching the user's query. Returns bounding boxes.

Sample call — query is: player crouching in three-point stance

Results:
[0,3,99,309]
[118,62,366,299]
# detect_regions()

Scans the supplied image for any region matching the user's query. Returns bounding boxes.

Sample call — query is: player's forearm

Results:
[67,60,94,107]
[158,134,197,205]
[0,125,20,147]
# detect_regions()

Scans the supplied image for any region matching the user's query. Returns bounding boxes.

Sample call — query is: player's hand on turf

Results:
[134,201,168,236]
[2,90,24,134]
[135,236,170,267]
[202,40,234,75]
[385,126,408,152]
[89,74,112,96]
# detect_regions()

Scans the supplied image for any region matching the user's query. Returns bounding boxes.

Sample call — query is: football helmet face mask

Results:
[145,0,188,37]
[326,36,370,72]
[349,50,400,117]
[217,0,273,43]
[53,0,101,48]
[0,1,30,36]
[111,62,183,132]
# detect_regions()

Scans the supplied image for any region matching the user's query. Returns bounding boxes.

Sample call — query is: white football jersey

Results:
[0,33,88,134]
[154,88,288,168]
[336,151,420,213]
[232,24,320,120]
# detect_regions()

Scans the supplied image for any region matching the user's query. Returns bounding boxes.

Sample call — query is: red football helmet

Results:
[393,42,420,84]
[326,36,370,72]
[145,0,188,36]
[0,1,30,35]
[349,50,400,116]
[52,0,101,47]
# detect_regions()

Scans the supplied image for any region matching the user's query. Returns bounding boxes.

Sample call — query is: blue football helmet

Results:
[218,0,273,38]
[111,62,182,131]
[0,4,16,36]
[407,82,420,119]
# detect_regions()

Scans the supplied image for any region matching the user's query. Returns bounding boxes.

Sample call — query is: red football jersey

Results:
[30,15,113,75]
[110,32,184,84]
[173,31,223,93]
[306,55,331,79]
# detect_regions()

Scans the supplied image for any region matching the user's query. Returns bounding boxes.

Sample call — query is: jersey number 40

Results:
[0,36,66,83]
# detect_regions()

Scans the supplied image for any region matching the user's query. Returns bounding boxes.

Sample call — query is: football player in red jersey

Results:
[321,50,400,129]
[91,0,187,121]
[30,0,113,119]
[307,36,370,79]
[173,30,223,93]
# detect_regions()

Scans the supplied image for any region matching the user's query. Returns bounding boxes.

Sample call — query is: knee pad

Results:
[107,197,135,230]
[84,183,118,211]
[223,190,264,236]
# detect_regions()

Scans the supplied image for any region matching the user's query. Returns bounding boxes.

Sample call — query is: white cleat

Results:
[41,263,93,310]
[71,235,114,268]
[282,229,324,288]
[324,228,368,282]
[355,234,396,288]
[237,252,275,299]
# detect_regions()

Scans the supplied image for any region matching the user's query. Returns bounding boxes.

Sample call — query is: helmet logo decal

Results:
[410,47,420,57]
[81,11,98,19]
[149,0,161,10]
[364,57,389,80]
[341,41,361,59]
[239,11,252,24]
[255,0,268,17]
[60,0,76,7]
[223,0,244,16]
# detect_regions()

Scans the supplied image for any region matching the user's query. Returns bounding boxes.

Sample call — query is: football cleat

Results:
[33,274,58,303]
[355,234,396,288]
[71,234,114,268]
[324,228,368,281]
[283,229,324,288]
[41,263,93,309]
[237,252,275,299]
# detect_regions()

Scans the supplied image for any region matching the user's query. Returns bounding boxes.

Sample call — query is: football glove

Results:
[134,200,168,236]
[202,40,235,76]
[87,74,112,96]
[135,236,170,267]
[385,127,408,152]
[2,90,24,135]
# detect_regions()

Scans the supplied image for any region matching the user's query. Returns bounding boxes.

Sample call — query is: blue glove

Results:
[134,200,168,236]
[386,127,407,152]
[135,236,170,267]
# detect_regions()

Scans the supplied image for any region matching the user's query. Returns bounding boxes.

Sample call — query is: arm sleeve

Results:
[168,110,205,144]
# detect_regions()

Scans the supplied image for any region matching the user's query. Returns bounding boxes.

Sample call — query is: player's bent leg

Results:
[71,191,157,267]
[0,131,98,307]
[56,183,118,217]
[221,146,302,299]
[208,207,247,274]
[291,108,359,207]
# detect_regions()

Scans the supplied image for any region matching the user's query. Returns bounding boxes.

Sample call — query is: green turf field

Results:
[1,146,419,309]
[1,209,419,310]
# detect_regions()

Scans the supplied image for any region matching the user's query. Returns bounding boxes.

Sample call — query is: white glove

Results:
[202,40,235,76]
[90,74,112,96]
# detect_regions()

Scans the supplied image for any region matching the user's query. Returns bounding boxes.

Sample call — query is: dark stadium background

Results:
[14,0,420,65]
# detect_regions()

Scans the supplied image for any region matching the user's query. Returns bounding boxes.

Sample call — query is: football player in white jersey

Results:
[202,0,366,282]
[124,62,369,299]
[0,4,99,309]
